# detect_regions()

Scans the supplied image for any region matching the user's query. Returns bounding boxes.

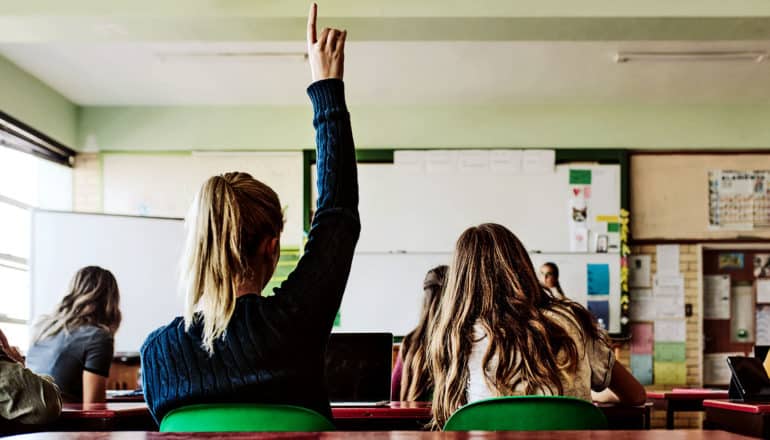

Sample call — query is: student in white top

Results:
[427,223,645,428]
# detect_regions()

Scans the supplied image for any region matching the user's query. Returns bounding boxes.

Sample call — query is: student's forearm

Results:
[308,79,358,211]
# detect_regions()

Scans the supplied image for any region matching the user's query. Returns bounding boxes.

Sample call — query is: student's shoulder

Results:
[72,325,113,344]
[140,317,185,354]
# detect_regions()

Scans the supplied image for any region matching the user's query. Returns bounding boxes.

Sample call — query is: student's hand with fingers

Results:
[307,3,347,83]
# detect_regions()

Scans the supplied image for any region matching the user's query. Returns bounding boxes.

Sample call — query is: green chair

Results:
[159,403,335,432]
[443,396,608,431]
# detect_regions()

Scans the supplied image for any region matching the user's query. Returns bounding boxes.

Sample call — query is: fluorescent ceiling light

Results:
[615,51,767,63]
[156,51,307,63]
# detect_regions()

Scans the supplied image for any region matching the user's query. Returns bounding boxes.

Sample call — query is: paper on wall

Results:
[570,226,589,252]
[630,354,653,385]
[656,245,680,276]
[630,289,655,321]
[521,150,555,175]
[758,279,770,304]
[654,319,686,342]
[425,150,458,174]
[731,284,755,343]
[629,255,652,288]
[703,353,741,385]
[457,150,490,175]
[756,305,770,345]
[653,273,685,290]
[655,295,685,319]
[704,274,731,319]
[393,150,425,173]
[654,362,687,385]
[489,150,522,175]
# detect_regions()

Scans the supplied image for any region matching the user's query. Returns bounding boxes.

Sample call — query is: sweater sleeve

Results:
[0,360,62,424]
[268,79,360,333]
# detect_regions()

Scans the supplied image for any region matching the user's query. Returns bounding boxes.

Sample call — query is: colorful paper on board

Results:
[588,300,610,330]
[607,222,620,233]
[569,169,592,185]
[718,252,744,270]
[630,354,653,385]
[587,263,610,295]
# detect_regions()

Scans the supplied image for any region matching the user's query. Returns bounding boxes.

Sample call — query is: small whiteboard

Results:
[31,210,184,353]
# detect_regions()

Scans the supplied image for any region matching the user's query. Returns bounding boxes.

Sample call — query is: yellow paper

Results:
[654,362,687,385]
[596,215,620,223]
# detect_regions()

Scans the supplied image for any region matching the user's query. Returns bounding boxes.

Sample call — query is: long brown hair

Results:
[399,265,448,401]
[35,266,122,342]
[428,223,603,428]
[181,172,284,353]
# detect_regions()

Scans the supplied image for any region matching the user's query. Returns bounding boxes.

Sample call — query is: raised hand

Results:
[307,3,346,83]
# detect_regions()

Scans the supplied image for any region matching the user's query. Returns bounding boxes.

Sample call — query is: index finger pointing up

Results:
[307,3,317,45]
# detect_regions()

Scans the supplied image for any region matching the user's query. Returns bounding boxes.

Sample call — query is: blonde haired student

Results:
[26,266,121,404]
[391,265,447,401]
[428,223,645,428]
[0,329,61,424]
[140,4,359,424]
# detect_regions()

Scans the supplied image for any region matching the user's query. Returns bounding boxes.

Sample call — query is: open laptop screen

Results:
[728,356,770,400]
[324,333,393,403]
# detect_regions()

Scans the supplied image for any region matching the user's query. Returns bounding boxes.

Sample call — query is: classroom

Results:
[1,1,770,439]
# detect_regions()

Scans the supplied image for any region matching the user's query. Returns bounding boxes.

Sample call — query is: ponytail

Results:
[181,172,283,354]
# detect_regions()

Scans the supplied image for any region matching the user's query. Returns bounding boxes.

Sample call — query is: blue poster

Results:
[587,263,610,295]
[630,354,653,385]
[588,300,610,330]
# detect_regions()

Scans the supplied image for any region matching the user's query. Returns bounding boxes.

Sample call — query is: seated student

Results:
[0,329,61,424]
[26,266,121,404]
[539,262,565,297]
[428,223,646,428]
[391,265,447,401]
[140,4,358,425]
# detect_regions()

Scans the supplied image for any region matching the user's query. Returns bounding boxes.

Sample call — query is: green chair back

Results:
[159,403,335,432]
[443,396,608,431]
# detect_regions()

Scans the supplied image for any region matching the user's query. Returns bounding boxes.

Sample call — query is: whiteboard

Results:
[313,162,619,253]
[337,252,620,335]
[31,210,184,353]
[102,152,304,247]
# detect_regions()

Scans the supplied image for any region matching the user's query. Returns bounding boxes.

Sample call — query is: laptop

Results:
[726,356,770,403]
[325,332,393,407]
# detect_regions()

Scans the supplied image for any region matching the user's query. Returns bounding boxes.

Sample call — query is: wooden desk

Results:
[2,431,752,439]
[647,389,729,429]
[703,399,770,438]
[20,401,650,433]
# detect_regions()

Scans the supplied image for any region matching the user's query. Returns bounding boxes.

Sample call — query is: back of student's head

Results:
[181,172,284,353]
[400,264,448,401]
[35,266,121,342]
[428,223,601,427]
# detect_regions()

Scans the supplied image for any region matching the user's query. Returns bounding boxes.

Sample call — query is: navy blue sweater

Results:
[140,79,360,425]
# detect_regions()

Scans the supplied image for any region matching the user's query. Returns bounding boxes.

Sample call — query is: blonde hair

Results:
[35,266,121,342]
[428,223,603,428]
[400,265,447,401]
[181,172,284,354]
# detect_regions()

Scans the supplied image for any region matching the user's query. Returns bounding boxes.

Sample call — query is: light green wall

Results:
[79,103,770,151]
[0,55,77,146]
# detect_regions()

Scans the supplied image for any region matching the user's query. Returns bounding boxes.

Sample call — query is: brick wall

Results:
[619,243,703,428]
[72,153,101,212]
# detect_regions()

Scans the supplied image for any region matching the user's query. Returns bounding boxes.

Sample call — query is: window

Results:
[0,145,72,350]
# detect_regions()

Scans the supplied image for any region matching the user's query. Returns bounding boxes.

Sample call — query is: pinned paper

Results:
[394,150,425,173]
[758,279,770,304]
[596,215,620,223]
[654,342,686,362]
[425,150,457,174]
[631,355,653,385]
[654,362,687,385]
[629,289,655,321]
[656,245,680,276]
[521,150,555,175]
[588,300,610,330]
[704,353,738,385]
[757,305,770,345]
[629,255,651,288]
[654,320,686,342]
[587,263,610,295]
[570,226,589,252]
[457,150,490,175]
[630,323,653,354]
[654,295,685,319]
[489,150,522,175]
[569,169,592,185]
[704,275,731,319]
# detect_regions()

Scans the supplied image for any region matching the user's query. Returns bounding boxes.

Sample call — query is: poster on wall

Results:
[708,170,770,230]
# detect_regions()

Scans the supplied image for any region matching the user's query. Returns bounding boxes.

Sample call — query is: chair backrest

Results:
[443,396,608,431]
[159,403,335,432]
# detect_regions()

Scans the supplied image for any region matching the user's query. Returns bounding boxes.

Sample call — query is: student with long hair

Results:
[26,266,122,404]
[391,265,447,401]
[140,4,359,424]
[540,262,565,297]
[428,223,645,428]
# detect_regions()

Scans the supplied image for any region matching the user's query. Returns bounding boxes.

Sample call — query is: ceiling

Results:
[1,40,769,106]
